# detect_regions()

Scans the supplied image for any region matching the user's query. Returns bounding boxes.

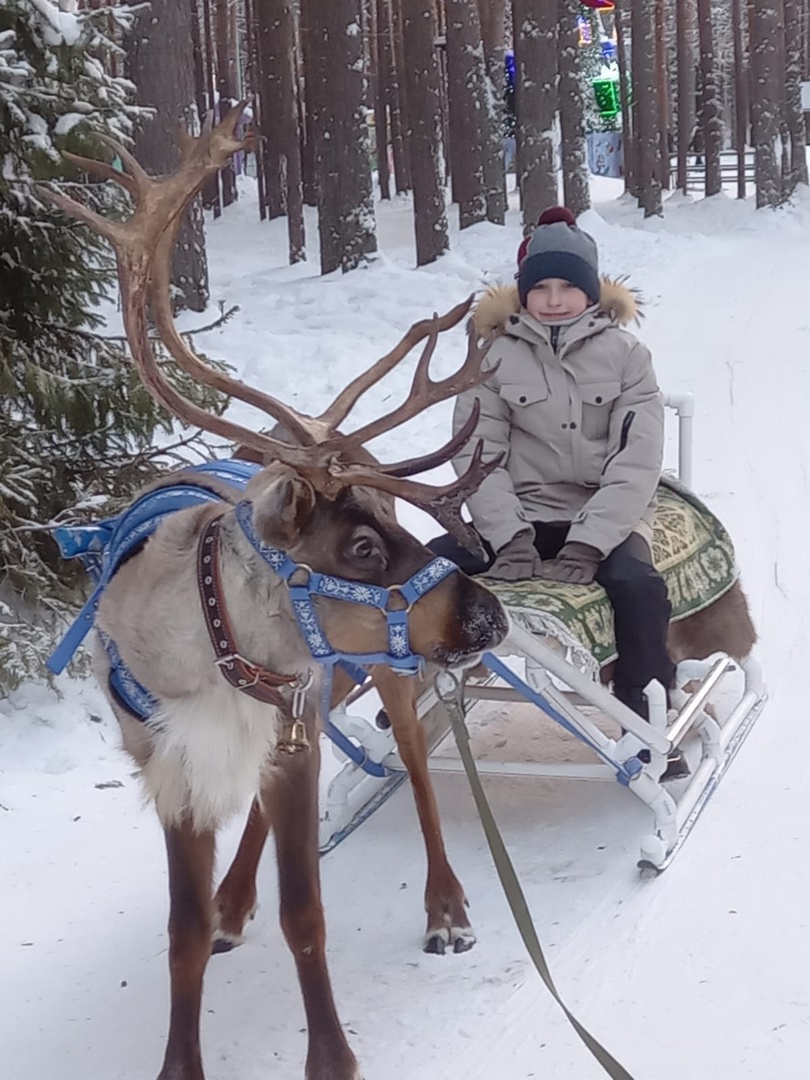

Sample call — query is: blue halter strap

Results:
[234,499,458,675]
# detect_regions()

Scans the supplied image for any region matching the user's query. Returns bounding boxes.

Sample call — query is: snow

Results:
[29,0,81,48]
[53,111,87,135]
[4,174,810,1080]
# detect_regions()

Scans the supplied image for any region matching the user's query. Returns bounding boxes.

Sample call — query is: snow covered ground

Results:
[3,176,810,1079]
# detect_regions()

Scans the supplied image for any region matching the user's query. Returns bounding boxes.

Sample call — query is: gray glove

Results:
[482,530,542,582]
[537,541,602,585]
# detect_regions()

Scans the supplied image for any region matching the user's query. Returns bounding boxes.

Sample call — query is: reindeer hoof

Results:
[452,930,476,953]
[423,925,476,955]
[424,931,447,955]
[211,928,245,955]
[212,937,235,955]
[210,897,257,955]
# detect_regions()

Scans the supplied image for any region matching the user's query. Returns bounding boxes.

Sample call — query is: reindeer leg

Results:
[373,667,475,955]
[267,728,361,1080]
[157,820,216,1080]
[212,797,270,953]
[211,670,357,955]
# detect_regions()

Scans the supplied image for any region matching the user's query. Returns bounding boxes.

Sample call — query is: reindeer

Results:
[41,106,510,1080]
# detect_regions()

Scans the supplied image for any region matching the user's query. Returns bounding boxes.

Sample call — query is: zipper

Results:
[601,410,636,475]
[550,325,560,352]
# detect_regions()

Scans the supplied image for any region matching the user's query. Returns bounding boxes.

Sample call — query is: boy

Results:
[431,207,683,773]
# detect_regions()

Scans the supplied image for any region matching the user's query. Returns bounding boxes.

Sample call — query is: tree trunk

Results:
[310,0,378,272]
[784,0,809,190]
[189,0,207,124]
[696,0,722,196]
[676,0,695,194]
[127,0,209,312]
[255,1,306,261]
[732,0,749,199]
[435,0,452,186]
[615,0,638,196]
[190,0,219,212]
[655,0,670,188]
[215,0,238,205]
[631,0,662,216]
[477,0,508,223]
[389,0,412,192]
[373,0,392,199]
[402,0,449,264]
[445,0,488,228]
[201,0,222,215]
[299,0,320,206]
[512,0,558,229]
[256,0,287,219]
[748,0,784,207]
[243,0,267,220]
[775,0,791,190]
[557,0,590,216]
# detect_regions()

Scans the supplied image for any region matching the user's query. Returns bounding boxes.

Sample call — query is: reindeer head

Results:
[40,103,509,673]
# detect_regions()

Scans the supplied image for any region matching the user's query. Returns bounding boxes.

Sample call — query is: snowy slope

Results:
[3,178,810,1080]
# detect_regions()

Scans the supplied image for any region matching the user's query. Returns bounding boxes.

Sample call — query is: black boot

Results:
[659,748,690,782]
[614,684,650,721]
[614,685,690,782]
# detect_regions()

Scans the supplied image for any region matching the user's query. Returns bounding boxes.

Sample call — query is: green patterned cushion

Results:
[488,476,737,669]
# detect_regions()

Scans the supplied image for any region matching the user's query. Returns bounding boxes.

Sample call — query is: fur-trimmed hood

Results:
[472,277,641,338]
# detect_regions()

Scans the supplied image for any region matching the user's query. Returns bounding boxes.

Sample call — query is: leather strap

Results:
[197,515,297,708]
[436,670,639,1080]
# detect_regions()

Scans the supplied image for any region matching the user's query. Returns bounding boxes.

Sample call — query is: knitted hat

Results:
[517,207,600,306]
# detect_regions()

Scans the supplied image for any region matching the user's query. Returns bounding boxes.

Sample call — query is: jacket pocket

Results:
[580,379,621,441]
[580,380,621,407]
[499,383,550,408]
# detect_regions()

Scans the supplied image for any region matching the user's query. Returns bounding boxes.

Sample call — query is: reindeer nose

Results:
[459,587,509,652]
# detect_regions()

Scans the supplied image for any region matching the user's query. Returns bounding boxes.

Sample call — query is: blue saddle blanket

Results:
[47,460,261,675]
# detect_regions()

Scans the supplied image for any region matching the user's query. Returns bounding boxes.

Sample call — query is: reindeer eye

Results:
[348,529,388,569]
[352,536,377,559]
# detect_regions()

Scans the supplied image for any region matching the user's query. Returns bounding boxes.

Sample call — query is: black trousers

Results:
[428,523,675,708]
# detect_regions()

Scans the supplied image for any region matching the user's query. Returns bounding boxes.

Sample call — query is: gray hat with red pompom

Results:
[517,207,600,307]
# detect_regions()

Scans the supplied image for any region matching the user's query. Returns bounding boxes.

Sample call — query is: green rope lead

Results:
[437,672,639,1080]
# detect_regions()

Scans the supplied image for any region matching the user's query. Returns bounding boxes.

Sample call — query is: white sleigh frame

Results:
[319,393,767,871]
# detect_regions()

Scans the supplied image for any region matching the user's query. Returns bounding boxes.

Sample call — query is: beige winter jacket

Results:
[452,279,663,557]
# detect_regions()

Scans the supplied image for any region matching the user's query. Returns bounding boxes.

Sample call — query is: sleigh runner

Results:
[319,434,766,873]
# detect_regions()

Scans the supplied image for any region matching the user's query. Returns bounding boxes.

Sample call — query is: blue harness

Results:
[47,461,262,678]
[48,460,458,727]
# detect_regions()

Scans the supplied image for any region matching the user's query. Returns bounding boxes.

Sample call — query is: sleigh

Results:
[319,395,766,872]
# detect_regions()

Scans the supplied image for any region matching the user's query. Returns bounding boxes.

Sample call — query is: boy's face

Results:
[525,278,591,322]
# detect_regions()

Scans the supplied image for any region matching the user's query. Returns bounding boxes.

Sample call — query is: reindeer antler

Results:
[38,104,499,547]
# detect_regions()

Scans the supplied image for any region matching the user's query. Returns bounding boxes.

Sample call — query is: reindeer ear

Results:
[251,473,316,549]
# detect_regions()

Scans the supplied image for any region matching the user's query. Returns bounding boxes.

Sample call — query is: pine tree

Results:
[631,0,662,216]
[748,0,783,207]
[309,0,378,273]
[0,0,225,691]
[402,0,449,265]
[558,0,591,215]
[697,0,722,195]
[127,0,211,312]
[512,0,558,229]
[445,0,489,229]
